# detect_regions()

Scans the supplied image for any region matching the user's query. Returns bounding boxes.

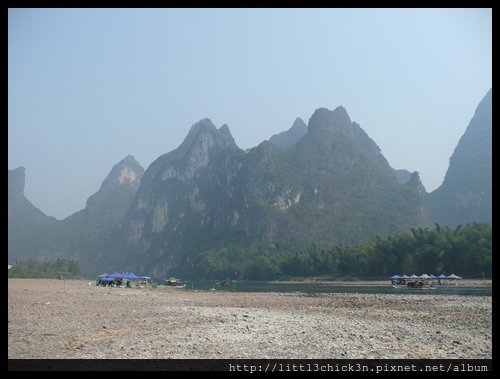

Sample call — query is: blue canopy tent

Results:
[97,273,115,282]
[389,275,401,280]
[122,272,140,279]
[96,271,151,286]
[96,273,115,284]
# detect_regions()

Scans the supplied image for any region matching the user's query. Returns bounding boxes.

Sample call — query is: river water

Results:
[183,281,491,296]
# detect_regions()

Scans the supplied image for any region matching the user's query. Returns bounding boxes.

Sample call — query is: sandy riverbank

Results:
[8,279,491,359]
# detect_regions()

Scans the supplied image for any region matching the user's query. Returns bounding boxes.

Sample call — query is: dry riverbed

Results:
[8,279,491,359]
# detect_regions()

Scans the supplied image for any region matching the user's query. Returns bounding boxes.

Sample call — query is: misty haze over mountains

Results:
[427,89,492,226]
[8,90,492,276]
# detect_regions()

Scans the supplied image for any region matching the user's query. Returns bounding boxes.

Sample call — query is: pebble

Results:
[8,280,492,359]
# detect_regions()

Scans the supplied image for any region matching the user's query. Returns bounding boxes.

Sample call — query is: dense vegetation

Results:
[8,258,80,279]
[184,223,491,281]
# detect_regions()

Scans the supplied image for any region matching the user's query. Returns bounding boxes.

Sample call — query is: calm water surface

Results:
[184,281,491,296]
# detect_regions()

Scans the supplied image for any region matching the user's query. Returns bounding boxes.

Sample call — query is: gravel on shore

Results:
[8,279,491,359]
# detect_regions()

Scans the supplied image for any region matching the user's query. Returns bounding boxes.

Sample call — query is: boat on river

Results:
[392,283,436,290]
[165,278,186,288]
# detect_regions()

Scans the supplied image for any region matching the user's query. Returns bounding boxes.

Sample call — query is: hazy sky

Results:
[8,8,492,220]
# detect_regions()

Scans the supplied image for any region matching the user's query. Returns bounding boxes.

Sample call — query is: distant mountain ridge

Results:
[8,91,491,277]
[8,167,57,261]
[392,168,413,184]
[68,154,144,232]
[104,106,430,277]
[427,89,492,226]
[8,167,52,222]
[8,156,145,268]
[269,117,307,150]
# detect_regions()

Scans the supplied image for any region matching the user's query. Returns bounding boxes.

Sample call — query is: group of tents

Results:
[389,273,462,287]
[96,271,151,287]
[389,274,463,280]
